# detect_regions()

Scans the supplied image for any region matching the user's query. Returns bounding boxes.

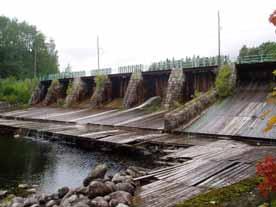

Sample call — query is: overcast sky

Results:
[1,0,276,72]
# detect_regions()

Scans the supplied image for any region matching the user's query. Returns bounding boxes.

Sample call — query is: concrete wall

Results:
[236,62,276,83]
[183,70,215,102]
[142,71,170,101]
[123,72,143,108]
[109,75,130,99]
[30,80,51,105]
[43,79,69,106]
[32,67,217,108]
[65,77,93,107]
[164,90,218,131]
[163,68,185,109]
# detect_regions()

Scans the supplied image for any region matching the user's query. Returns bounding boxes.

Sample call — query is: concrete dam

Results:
[1,60,276,207]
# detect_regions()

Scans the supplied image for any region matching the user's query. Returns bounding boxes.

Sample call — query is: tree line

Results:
[0,15,59,79]
[238,42,276,58]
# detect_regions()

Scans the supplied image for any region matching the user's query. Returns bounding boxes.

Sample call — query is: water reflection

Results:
[0,136,132,193]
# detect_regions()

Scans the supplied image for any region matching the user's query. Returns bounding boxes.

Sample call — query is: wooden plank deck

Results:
[0,106,166,130]
[1,104,275,207]
[136,140,276,207]
[179,82,276,139]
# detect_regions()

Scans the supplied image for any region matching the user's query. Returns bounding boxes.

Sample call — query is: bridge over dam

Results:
[0,57,276,207]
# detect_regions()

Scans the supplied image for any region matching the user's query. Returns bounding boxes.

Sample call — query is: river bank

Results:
[1,164,144,207]
[0,135,152,195]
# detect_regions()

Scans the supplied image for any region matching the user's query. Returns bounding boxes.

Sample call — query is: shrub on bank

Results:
[215,64,234,98]
[0,77,38,105]
[95,74,108,90]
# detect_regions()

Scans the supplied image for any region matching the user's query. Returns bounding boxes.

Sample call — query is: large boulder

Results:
[112,174,133,184]
[90,196,109,207]
[104,181,117,193]
[23,196,37,207]
[75,186,89,195]
[0,190,8,199]
[88,181,112,199]
[83,164,108,187]
[115,183,135,195]
[116,204,129,207]
[45,200,56,207]
[58,187,70,199]
[108,191,132,207]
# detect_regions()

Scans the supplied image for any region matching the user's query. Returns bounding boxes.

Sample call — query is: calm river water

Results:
[0,135,138,193]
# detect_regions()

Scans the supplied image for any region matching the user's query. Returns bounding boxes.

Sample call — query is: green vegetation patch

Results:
[0,77,38,105]
[66,80,74,96]
[215,64,233,98]
[144,104,161,113]
[95,74,108,90]
[176,177,260,207]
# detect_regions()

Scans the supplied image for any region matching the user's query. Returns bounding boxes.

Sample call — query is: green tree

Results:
[0,16,59,79]
[238,42,276,58]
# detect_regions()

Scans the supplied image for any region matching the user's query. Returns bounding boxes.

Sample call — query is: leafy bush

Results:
[48,79,59,92]
[215,65,233,98]
[57,99,65,107]
[0,77,38,105]
[95,74,108,90]
[256,156,276,206]
[66,80,73,96]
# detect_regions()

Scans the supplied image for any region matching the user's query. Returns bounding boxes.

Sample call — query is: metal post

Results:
[218,11,221,67]
[34,43,37,78]
[97,36,100,70]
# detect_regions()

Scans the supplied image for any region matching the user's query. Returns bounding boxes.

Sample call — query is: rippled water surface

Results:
[0,135,136,193]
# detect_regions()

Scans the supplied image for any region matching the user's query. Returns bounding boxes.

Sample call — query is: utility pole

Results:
[34,42,37,78]
[218,11,221,67]
[97,35,100,70]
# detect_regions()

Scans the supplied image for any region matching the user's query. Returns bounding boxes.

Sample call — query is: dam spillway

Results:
[1,61,276,207]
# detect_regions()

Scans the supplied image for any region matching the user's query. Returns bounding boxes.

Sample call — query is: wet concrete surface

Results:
[0,106,166,130]
[179,82,276,139]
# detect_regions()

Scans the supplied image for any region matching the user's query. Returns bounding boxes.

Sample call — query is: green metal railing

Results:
[148,56,231,71]
[90,68,112,76]
[39,71,86,81]
[237,54,276,64]
[118,64,143,74]
[39,54,276,81]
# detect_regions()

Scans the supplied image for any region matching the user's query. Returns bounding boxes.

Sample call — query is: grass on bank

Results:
[176,177,261,207]
[0,77,38,105]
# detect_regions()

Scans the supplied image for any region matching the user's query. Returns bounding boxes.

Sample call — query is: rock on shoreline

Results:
[3,164,144,207]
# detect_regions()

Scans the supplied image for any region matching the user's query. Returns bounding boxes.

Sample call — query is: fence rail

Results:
[90,68,112,76]
[118,64,144,74]
[39,54,276,81]
[40,71,86,81]
[237,54,276,64]
[148,56,230,71]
